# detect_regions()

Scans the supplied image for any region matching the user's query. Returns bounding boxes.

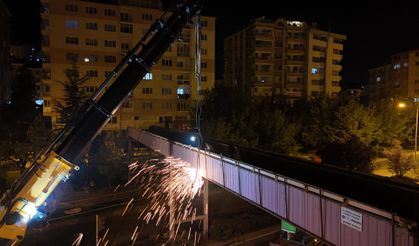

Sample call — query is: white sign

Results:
[341,206,363,232]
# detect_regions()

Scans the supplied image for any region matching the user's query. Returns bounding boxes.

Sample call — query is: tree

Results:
[257,109,299,154]
[383,140,413,177]
[317,136,374,173]
[0,65,40,168]
[55,64,89,126]
[9,65,37,124]
[88,132,128,187]
[370,99,410,146]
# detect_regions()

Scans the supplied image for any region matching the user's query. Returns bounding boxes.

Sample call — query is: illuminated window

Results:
[403,62,408,67]
[376,76,381,82]
[143,73,153,80]
[394,63,401,70]
[177,86,190,99]
[65,20,78,29]
[311,68,318,74]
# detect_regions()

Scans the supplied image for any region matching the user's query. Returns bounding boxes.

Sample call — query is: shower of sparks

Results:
[72,233,83,246]
[128,157,204,244]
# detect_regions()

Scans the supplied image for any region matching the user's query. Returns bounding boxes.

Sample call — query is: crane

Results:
[0,0,201,241]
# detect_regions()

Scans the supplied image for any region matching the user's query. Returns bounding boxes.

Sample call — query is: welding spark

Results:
[132,156,204,244]
[72,233,83,246]
[122,197,135,216]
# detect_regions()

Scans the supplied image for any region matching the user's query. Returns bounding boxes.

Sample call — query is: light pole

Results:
[415,104,418,161]
[398,100,418,174]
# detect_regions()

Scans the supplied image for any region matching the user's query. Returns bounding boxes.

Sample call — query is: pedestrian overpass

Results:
[127,128,417,246]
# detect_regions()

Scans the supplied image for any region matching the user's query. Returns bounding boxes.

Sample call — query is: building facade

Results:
[0,0,11,105]
[40,0,215,130]
[224,17,345,104]
[368,50,419,100]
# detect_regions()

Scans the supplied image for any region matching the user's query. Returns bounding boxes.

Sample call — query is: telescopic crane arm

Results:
[0,0,201,241]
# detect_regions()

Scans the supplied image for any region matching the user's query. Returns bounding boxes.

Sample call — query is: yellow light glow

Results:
[398,102,407,108]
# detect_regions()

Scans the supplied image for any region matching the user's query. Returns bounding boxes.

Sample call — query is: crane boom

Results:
[0,0,201,241]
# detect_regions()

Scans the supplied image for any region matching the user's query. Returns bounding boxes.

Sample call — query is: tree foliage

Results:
[55,64,89,125]
[10,66,37,123]
[88,132,128,187]
[0,65,50,168]
[317,136,374,173]
[370,99,411,146]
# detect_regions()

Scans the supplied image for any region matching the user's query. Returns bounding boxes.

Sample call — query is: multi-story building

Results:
[368,50,419,100]
[224,17,346,104]
[367,64,392,100]
[40,0,215,129]
[0,0,11,105]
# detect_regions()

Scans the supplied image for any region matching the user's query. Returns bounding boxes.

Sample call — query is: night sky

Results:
[4,0,419,87]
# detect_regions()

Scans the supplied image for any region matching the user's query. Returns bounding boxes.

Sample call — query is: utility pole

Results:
[96,214,99,245]
[415,102,418,175]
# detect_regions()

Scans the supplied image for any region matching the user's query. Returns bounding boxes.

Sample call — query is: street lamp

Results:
[414,99,419,174]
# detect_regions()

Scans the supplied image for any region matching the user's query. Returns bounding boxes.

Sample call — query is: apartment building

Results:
[40,0,215,129]
[368,50,419,100]
[224,17,345,104]
[0,0,11,105]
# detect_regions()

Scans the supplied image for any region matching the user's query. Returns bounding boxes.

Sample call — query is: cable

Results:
[194,12,203,149]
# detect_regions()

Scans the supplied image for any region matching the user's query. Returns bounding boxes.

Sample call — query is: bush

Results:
[317,137,373,173]
[383,140,413,177]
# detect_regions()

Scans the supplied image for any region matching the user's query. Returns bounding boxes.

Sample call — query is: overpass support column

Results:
[203,179,209,240]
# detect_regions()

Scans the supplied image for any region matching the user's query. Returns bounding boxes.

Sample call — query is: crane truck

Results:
[0,0,201,242]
